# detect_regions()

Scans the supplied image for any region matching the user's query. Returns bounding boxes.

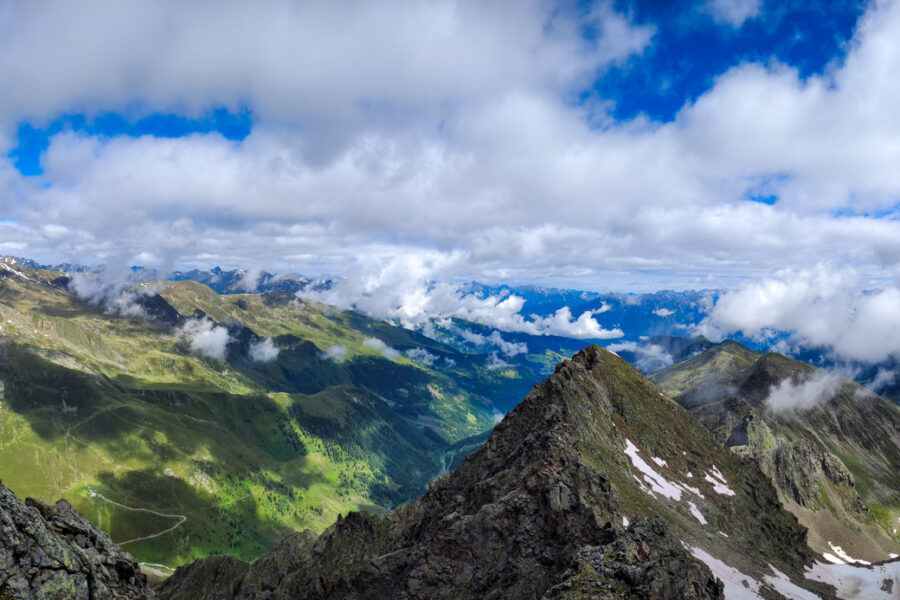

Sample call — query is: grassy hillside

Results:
[0,265,540,567]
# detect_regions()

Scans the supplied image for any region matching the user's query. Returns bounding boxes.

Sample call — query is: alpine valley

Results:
[0,259,898,600]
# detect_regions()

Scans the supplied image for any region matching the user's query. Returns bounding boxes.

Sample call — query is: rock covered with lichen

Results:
[0,481,153,599]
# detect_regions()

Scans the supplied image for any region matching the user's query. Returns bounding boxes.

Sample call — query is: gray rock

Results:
[0,481,154,599]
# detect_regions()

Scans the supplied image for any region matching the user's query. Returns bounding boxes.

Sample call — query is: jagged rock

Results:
[544,517,723,599]
[653,340,900,562]
[162,345,827,600]
[153,555,249,600]
[0,480,154,599]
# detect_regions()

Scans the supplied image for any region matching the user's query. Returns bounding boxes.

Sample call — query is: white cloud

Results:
[869,367,897,392]
[2,0,900,300]
[363,337,400,359]
[404,347,437,364]
[606,341,674,373]
[177,317,232,360]
[67,269,163,318]
[486,351,510,370]
[652,308,675,318]
[300,253,623,340]
[766,370,843,413]
[248,337,279,362]
[696,265,900,363]
[324,344,348,362]
[456,328,528,356]
[702,0,761,28]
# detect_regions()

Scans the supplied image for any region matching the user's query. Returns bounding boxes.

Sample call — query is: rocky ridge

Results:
[652,341,900,562]
[160,345,836,600]
[0,480,153,599]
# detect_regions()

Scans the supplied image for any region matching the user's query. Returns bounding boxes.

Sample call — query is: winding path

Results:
[87,487,187,546]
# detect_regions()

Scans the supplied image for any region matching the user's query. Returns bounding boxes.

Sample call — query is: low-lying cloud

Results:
[696,265,900,364]
[606,341,674,374]
[323,344,348,362]
[300,253,624,341]
[249,337,279,362]
[363,337,400,359]
[404,347,438,364]
[68,271,159,318]
[177,317,233,360]
[456,327,528,356]
[766,370,843,413]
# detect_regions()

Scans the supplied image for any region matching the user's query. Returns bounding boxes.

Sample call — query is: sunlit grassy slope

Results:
[0,268,541,567]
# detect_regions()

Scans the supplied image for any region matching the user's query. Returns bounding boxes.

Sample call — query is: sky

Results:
[4,0,900,356]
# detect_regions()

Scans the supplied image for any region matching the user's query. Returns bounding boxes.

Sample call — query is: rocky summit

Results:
[652,340,900,563]
[159,345,843,600]
[0,480,153,599]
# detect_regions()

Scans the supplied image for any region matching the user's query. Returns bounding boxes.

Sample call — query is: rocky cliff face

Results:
[160,345,834,600]
[0,481,153,599]
[652,342,900,563]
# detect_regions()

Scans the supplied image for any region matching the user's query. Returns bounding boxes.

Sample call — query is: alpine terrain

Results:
[652,340,900,563]
[158,345,899,599]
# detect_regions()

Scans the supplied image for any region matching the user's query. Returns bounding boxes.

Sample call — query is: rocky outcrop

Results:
[545,517,723,600]
[652,340,900,561]
[0,481,154,599]
[162,345,826,600]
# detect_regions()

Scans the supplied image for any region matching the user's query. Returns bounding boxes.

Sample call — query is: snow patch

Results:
[806,559,900,599]
[763,566,820,600]
[623,439,683,501]
[651,456,668,467]
[688,501,707,524]
[827,542,871,565]
[688,546,763,600]
[704,467,736,496]
[622,515,629,527]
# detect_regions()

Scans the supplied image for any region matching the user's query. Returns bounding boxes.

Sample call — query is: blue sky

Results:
[6,0,864,181]
[596,0,864,121]
[3,0,900,352]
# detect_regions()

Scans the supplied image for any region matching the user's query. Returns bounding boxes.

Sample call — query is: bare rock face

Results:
[162,345,831,600]
[0,481,154,599]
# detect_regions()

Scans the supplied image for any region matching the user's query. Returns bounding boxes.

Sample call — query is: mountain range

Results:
[156,345,898,599]
[0,261,549,567]
[1,257,898,599]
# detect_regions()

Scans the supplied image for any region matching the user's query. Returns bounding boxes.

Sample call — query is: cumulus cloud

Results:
[363,337,400,359]
[606,341,674,374]
[404,347,438,364]
[323,344,348,362]
[177,317,232,360]
[4,0,900,300]
[248,337,279,362]
[766,370,843,413]
[652,308,675,318]
[456,328,528,356]
[300,253,623,340]
[702,0,761,27]
[696,265,900,364]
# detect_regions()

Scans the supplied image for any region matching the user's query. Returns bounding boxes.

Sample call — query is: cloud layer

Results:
[766,370,843,413]
[0,0,897,295]
[300,254,623,339]
[696,265,900,363]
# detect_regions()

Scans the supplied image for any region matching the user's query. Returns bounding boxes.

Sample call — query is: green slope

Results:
[0,265,536,567]
[652,339,900,562]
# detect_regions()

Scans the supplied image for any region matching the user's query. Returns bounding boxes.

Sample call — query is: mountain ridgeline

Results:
[159,346,858,600]
[652,340,900,562]
[0,262,551,567]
